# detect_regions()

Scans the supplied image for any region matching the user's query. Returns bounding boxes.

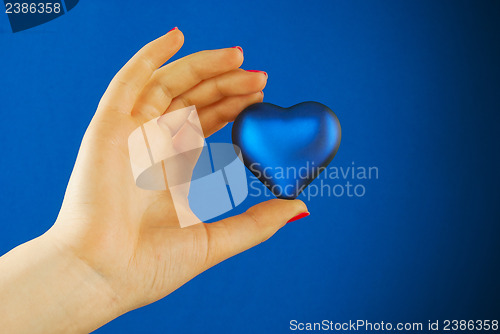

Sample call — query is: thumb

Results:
[202,199,309,268]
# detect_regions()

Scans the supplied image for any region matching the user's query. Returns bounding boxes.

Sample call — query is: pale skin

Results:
[0,28,308,333]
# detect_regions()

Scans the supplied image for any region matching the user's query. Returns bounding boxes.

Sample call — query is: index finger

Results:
[97,28,184,115]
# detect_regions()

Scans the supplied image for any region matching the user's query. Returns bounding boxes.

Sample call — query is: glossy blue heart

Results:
[232,102,341,199]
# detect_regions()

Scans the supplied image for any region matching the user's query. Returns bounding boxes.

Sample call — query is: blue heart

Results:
[232,102,341,199]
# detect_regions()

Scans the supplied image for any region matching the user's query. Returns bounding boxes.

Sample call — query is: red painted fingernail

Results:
[168,27,178,32]
[247,70,268,77]
[232,46,243,53]
[287,212,310,224]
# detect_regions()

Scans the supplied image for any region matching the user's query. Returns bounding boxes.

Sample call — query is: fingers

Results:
[98,28,184,114]
[198,91,264,136]
[201,199,309,269]
[167,69,268,111]
[132,47,244,123]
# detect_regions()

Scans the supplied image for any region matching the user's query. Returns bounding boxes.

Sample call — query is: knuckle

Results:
[135,103,162,120]
[138,53,157,73]
[112,77,140,96]
[176,94,192,108]
[243,209,271,244]
[213,77,226,98]
[152,76,174,101]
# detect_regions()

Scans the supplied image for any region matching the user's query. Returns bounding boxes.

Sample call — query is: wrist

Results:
[41,230,127,332]
[0,231,124,333]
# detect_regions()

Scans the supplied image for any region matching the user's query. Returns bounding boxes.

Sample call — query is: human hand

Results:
[0,28,308,333]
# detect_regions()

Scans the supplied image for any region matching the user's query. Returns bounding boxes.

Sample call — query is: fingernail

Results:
[232,46,243,53]
[247,70,268,77]
[287,212,310,224]
[168,27,178,32]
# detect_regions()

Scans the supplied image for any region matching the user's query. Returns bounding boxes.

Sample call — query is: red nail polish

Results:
[287,212,310,224]
[168,27,178,32]
[247,70,268,77]
[232,46,243,53]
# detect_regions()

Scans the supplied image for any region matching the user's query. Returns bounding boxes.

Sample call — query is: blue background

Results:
[0,0,499,333]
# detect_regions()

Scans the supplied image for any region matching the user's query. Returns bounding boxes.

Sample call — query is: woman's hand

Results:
[0,28,308,333]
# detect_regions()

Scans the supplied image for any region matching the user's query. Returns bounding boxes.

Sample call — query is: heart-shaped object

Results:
[232,102,341,199]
